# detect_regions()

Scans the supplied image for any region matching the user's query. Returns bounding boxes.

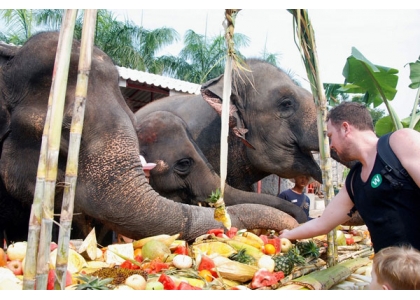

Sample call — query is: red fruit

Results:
[174,245,188,255]
[177,281,202,290]
[158,273,176,290]
[120,260,133,269]
[207,228,224,236]
[250,269,280,289]
[346,237,355,245]
[47,269,72,290]
[6,260,23,276]
[198,255,218,278]
[259,234,281,254]
[226,227,238,238]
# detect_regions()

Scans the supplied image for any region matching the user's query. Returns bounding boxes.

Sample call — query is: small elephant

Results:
[136,111,308,223]
[0,32,301,244]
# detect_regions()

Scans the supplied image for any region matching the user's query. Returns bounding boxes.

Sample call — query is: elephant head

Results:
[0,32,300,244]
[135,110,308,223]
[137,59,322,192]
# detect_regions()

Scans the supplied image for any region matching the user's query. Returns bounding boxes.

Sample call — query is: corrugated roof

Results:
[117,66,202,95]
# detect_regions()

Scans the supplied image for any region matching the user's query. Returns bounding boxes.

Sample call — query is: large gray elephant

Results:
[0,31,301,244]
[136,59,323,192]
[135,110,308,223]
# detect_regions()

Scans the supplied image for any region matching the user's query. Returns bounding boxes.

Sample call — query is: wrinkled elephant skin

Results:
[0,32,301,244]
[136,111,308,223]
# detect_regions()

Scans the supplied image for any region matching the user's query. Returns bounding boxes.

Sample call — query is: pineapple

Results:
[228,248,256,265]
[272,254,294,276]
[296,240,320,260]
[272,247,306,276]
[75,274,113,290]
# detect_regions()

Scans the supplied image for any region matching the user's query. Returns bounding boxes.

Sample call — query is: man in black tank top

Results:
[279,102,420,253]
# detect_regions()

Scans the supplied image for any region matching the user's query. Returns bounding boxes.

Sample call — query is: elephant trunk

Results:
[224,185,308,223]
[78,139,299,242]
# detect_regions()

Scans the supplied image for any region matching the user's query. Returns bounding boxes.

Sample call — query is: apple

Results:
[125,274,146,290]
[280,238,293,253]
[7,260,23,276]
[145,281,164,290]
[0,248,7,267]
[6,241,27,261]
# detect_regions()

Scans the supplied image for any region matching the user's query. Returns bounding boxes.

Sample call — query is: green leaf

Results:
[342,47,399,107]
[408,58,420,89]
[374,116,395,137]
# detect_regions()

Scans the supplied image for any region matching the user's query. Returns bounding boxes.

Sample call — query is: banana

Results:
[231,235,263,250]
[242,231,265,247]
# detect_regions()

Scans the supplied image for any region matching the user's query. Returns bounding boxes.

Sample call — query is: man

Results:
[278,175,313,220]
[279,102,420,253]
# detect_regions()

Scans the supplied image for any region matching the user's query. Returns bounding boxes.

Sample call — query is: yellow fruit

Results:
[264,244,276,255]
[192,241,236,257]
[198,269,213,282]
[141,240,171,261]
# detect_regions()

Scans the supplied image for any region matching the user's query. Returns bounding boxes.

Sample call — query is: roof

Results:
[117,66,202,95]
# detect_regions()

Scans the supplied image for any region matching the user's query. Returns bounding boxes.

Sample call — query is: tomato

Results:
[177,281,202,290]
[207,228,224,236]
[264,243,276,255]
[158,273,176,290]
[174,245,188,255]
[198,255,218,278]
[120,260,133,269]
[226,227,238,238]
[198,269,213,282]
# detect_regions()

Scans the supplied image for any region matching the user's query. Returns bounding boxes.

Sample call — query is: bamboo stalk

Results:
[277,257,371,290]
[34,9,78,290]
[288,9,338,267]
[54,9,97,290]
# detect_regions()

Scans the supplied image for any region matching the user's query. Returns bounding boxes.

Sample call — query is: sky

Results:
[2,1,420,118]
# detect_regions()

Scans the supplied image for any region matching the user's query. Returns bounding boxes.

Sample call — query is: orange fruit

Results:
[198,269,213,282]
[264,244,276,255]
[134,248,142,257]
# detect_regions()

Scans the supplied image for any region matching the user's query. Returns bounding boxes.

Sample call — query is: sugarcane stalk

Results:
[214,9,242,229]
[288,9,337,267]
[54,9,97,290]
[277,257,371,290]
[34,9,78,290]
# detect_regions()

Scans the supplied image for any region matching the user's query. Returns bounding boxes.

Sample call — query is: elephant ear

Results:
[0,42,19,67]
[201,75,255,150]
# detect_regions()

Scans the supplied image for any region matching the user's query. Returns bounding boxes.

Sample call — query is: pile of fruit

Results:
[0,225,373,290]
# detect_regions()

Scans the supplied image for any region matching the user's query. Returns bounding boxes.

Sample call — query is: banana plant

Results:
[338,48,420,136]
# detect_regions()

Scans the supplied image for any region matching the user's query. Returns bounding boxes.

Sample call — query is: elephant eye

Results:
[278,98,295,118]
[174,158,193,175]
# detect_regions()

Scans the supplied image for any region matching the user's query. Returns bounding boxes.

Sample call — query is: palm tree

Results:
[0,9,179,74]
[158,29,251,84]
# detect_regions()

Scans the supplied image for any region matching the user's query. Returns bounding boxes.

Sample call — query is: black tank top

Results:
[345,155,420,253]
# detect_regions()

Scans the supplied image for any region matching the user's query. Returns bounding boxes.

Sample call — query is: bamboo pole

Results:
[54,9,97,290]
[288,9,338,267]
[33,10,78,290]
[277,257,371,290]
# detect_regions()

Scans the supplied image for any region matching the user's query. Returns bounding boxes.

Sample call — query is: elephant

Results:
[136,58,323,193]
[0,31,302,245]
[135,110,308,223]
